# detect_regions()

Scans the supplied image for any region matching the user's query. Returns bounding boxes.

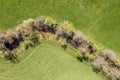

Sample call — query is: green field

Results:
[0,0,120,80]
[0,41,105,80]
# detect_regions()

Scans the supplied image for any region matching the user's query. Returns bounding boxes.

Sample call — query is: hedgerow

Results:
[0,16,119,80]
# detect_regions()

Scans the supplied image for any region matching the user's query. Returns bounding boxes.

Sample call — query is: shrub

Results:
[88,43,97,54]
[55,27,64,37]
[100,49,117,62]
[57,21,75,36]
[44,17,57,26]
[92,56,106,71]
[63,21,75,35]
[23,18,34,28]
[93,50,120,80]
[76,50,83,62]
[61,45,67,50]
[78,47,87,55]
[4,52,17,61]
[34,16,46,27]
[5,29,16,39]
[73,30,87,42]
[108,68,120,80]
[30,34,39,44]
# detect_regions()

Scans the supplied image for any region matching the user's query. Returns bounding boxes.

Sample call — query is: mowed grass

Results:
[0,41,105,80]
[0,0,120,57]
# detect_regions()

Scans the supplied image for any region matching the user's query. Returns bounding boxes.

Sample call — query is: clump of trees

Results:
[72,30,97,61]
[73,30,87,42]
[56,21,75,38]
[55,22,97,61]
[33,17,57,34]
[99,49,117,63]
[73,30,87,49]
[34,16,46,27]
[0,18,40,62]
[92,49,120,80]
[92,56,106,71]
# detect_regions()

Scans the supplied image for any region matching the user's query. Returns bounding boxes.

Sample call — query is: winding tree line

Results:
[0,16,120,80]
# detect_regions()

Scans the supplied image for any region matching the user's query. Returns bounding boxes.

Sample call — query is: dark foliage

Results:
[66,35,73,43]
[4,34,23,50]
[4,42,13,50]
[33,24,56,34]
[73,39,81,47]
[76,57,83,62]
[4,52,19,63]
[61,45,67,50]
[88,44,96,54]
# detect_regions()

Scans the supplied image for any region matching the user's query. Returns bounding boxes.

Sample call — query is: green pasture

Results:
[0,41,105,80]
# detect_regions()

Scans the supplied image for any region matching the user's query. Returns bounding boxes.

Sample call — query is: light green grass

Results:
[0,41,105,80]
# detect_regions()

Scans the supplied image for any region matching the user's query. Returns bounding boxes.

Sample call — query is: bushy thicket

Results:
[0,16,59,61]
[100,49,117,63]
[92,49,120,80]
[56,21,75,37]
[34,16,46,27]
[0,16,97,62]
[73,30,87,42]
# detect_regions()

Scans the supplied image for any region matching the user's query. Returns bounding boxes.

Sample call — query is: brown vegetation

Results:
[92,49,120,80]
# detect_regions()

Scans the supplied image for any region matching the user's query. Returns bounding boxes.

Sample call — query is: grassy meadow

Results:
[0,0,120,80]
[0,41,106,80]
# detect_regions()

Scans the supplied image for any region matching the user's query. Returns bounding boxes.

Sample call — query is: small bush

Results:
[100,49,117,62]
[55,28,64,37]
[44,17,57,26]
[73,30,87,42]
[23,18,34,27]
[92,56,106,71]
[34,16,46,27]
[108,68,120,80]
[78,47,87,55]
[57,21,75,36]
[4,52,18,61]
[88,43,97,54]
[61,45,67,50]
